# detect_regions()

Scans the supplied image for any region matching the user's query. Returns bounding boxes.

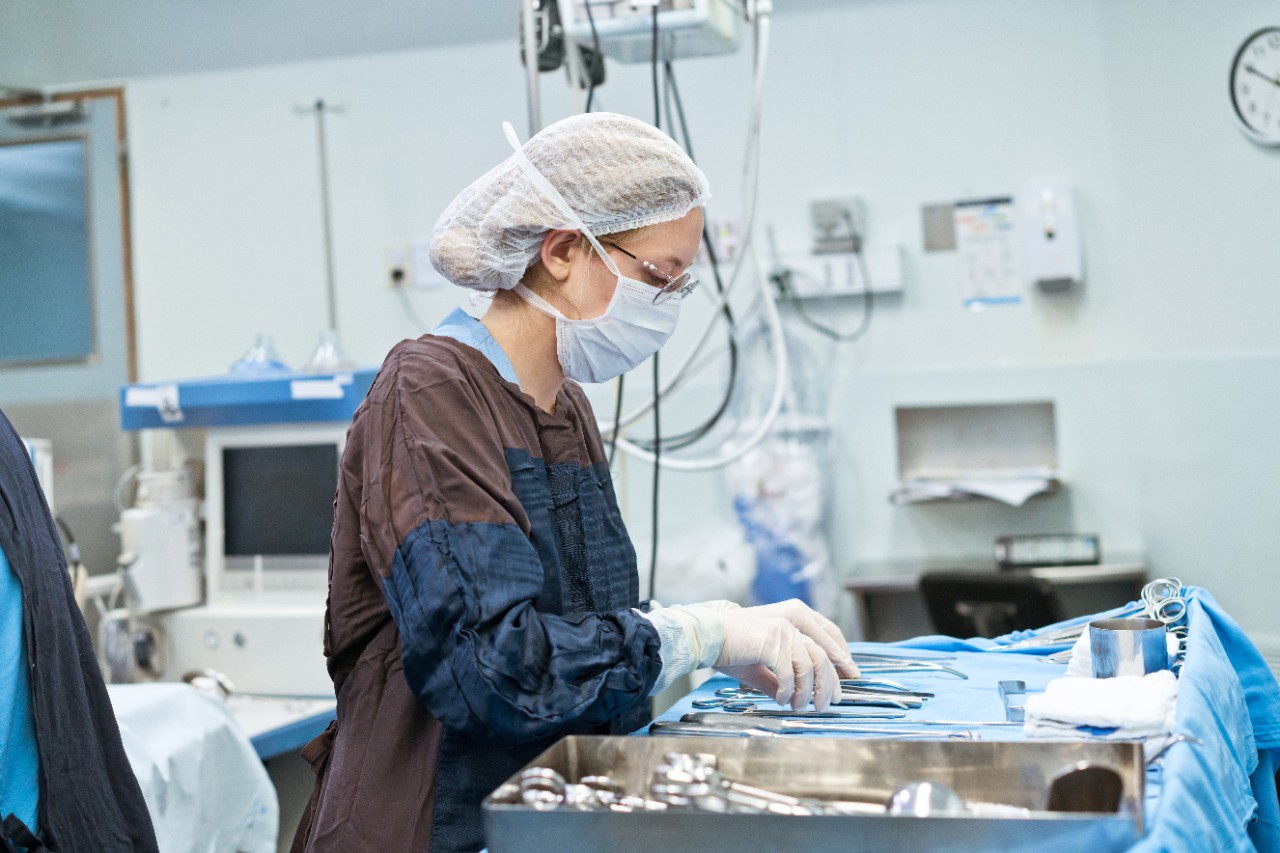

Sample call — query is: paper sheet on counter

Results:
[891,471,1058,506]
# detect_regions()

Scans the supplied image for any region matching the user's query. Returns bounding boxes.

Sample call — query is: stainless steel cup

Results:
[1090,618,1169,678]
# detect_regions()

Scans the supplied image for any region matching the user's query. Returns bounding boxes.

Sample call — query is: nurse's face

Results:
[571,206,704,320]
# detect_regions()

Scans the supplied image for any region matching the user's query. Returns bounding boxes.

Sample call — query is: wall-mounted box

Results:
[773,247,904,298]
[891,401,1061,505]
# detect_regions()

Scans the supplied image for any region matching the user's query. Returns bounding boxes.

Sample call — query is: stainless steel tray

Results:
[484,735,1144,853]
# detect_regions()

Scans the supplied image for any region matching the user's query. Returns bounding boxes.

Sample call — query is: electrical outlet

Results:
[385,245,410,288]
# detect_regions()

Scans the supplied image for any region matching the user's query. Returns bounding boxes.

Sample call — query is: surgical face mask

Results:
[514,272,681,383]
[501,122,684,384]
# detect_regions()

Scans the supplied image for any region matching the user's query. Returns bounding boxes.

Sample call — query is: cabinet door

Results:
[0,91,133,402]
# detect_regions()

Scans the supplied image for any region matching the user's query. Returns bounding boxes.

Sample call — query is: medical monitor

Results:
[204,423,347,602]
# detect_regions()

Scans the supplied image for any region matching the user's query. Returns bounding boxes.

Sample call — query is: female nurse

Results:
[292,112,859,853]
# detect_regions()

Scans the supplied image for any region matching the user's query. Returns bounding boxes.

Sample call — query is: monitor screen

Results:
[222,443,338,558]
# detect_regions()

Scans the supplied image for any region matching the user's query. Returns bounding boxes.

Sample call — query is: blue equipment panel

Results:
[119,368,379,430]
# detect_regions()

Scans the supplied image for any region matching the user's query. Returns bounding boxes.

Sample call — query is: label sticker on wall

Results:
[954,197,1023,310]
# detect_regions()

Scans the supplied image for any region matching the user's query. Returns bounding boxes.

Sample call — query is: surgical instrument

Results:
[681,712,1017,728]
[852,660,969,679]
[998,680,1028,722]
[994,577,1188,653]
[710,677,932,696]
[650,719,979,740]
[840,678,935,698]
[712,686,924,710]
[690,698,758,711]
[705,707,908,719]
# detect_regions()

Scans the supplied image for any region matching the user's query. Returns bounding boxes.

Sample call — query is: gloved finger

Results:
[803,634,838,712]
[779,603,860,678]
[768,621,796,708]
[789,627,816,711]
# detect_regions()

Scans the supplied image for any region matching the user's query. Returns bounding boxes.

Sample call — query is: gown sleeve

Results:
[356,347,662,745]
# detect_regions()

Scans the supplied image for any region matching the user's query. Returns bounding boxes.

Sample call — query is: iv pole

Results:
[296,97,356,372]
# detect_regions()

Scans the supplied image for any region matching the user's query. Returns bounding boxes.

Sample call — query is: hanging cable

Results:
[649,351,661,600]
[605,6,789,470]
[630,60,739,453]
[648,3,662,598]
[783,211,876,343]
[584,0,601,111]
[608,375,625,466]
[651,7,661,128]
[599,3,775,443]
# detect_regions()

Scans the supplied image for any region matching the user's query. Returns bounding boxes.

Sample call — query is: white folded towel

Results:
[1023,670,1177,739]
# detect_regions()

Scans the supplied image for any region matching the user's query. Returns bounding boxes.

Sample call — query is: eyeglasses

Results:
[602,241,698,305]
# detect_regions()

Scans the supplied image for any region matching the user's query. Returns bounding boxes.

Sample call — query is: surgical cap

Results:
[430,112,711,292]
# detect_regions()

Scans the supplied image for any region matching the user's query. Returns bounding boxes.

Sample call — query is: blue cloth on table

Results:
[899,587,1280,853]
[653,586,1280,853]
[1126,589,1280,853]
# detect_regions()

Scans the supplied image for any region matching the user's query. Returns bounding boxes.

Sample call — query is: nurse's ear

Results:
[538,229,588,284]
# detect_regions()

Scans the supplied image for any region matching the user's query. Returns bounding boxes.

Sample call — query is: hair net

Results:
[430,112,711,292]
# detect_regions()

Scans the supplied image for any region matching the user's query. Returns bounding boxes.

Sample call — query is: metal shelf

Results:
[119,368,378,430]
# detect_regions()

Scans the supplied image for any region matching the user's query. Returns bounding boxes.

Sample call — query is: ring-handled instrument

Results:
[713,685,924,710]
[651,717,979,740]
[691,698,757,711]
[993,576,1189,653]
[718,678,933,701]
[693,704,908,719]
[682,711,1020,727]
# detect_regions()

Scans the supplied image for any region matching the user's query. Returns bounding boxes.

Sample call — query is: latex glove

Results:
[714,610,842,711]
[743,599,860,680]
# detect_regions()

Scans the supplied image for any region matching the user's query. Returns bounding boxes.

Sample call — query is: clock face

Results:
[1230,27,1280,145]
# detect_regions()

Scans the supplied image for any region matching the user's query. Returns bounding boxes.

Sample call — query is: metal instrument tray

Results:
[484,735,1144,853]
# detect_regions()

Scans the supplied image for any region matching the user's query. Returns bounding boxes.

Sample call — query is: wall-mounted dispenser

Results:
[1018,182,1083,294]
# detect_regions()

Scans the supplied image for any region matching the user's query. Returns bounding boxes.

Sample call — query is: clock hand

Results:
[1244,63,1280,87]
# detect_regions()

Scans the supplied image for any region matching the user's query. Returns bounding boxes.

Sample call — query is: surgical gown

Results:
[294,312,662,853]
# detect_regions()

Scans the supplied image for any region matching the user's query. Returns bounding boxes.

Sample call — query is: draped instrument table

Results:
[649,588,1280,853]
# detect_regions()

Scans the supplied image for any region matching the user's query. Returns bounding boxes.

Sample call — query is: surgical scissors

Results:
[1141,577,1187,625]
[995,576,1189,654]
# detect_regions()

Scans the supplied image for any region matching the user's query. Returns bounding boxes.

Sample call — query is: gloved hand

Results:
[713,599,859,712]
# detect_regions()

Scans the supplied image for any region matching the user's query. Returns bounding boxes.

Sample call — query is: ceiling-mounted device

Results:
[563,0,742,64]
[518,0,606,87]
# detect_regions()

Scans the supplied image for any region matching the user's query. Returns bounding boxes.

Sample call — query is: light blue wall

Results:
[121,0,1280,638]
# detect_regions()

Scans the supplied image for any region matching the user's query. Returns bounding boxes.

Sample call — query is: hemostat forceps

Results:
[851,656,969,680]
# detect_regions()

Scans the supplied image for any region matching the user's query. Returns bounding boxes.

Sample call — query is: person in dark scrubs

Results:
[0,409,158,853]
[293,112,858,853]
